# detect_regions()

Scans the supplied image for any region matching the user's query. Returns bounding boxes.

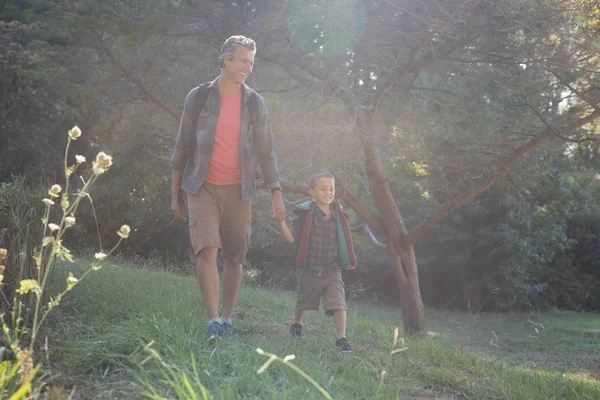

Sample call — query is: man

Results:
[170,35,285,341]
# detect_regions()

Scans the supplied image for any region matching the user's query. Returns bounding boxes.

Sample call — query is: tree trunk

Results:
[357,108,426,334]
[389,246,426,334]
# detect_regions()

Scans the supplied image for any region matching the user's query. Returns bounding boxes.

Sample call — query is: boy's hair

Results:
[220,35,256,69]
[309,172,335,189]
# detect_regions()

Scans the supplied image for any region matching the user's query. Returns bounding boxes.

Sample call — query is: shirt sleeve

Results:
[252,93,281,185]
[170,88,197,169]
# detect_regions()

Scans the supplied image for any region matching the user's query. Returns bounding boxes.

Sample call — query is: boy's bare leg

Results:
[333,309,347,339]
[295,309,304,324]
[196,248,220,320]
[222,258,243,319]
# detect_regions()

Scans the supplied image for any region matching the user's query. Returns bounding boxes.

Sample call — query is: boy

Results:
[277,172,356,352]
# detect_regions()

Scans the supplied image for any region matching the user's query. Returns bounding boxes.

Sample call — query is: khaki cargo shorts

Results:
[295,269,346,316]
[186,181,252,264]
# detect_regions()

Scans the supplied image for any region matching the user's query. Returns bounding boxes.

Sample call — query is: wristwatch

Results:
[270,186,283,194]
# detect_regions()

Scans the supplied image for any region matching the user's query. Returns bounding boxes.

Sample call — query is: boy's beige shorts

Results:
[295,269,346,316]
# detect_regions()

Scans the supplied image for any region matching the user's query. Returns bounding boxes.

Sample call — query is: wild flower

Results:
[16,279,42,296]
[75,155,86,163]
[93,152,113,175]
[96,152,112,168]
[118,224,131,239]
[68,125,82,139]
[66,273,78,291]
[48,185,62,198]
[42,198,54,206]
[48,223,60,231]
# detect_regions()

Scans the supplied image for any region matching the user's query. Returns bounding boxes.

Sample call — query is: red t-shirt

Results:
[205,92,242,185]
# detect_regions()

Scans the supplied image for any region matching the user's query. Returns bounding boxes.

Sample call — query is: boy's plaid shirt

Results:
[304,207,340,277]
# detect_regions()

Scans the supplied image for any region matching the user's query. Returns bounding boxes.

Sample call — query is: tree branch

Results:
[407,108,600,244]
[100,39,180,121]
[351,223,387,247]
[255,83,305,94]
[336,183,385,236]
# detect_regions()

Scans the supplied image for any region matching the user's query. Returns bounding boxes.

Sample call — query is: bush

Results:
[0,176,48,316]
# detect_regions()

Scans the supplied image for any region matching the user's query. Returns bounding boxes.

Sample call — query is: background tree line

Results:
[1,0,600,332]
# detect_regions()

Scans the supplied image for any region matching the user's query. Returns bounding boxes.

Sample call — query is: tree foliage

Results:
[2,0,600,319]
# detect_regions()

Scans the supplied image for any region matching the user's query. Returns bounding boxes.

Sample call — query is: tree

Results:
[0,11,84,182]
[248,0,600,332]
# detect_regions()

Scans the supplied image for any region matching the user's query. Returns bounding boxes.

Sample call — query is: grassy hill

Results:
[43,261,600,399]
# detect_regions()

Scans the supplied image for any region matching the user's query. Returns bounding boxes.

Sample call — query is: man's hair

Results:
[220,35,256,69]
[309,172,335,189]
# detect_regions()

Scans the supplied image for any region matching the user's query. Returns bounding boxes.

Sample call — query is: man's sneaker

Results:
[222,321,234,337]
[207,320,223,343]
[290,322,303,338]
[335,337,352,353]
[222,321,238,342]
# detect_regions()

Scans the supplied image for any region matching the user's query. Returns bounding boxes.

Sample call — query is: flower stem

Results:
[256,349,333,400]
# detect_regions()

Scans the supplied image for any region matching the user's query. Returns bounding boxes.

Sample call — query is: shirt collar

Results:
[208,76,253,102]
[314,204,335,220]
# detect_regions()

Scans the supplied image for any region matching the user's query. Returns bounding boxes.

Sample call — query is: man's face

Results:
[223,46,255,85]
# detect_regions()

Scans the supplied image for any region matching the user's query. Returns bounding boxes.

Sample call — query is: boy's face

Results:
[309,177,335,207]
[223,46,255,86]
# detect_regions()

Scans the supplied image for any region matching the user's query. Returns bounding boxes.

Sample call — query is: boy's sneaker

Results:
[335,337,352,353]
[207,320,223,343]
[290,322,303,338]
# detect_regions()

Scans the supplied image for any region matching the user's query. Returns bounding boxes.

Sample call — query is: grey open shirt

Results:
[170,77,280,200]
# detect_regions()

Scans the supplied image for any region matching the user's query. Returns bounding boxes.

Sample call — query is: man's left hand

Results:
[271,191,286,220]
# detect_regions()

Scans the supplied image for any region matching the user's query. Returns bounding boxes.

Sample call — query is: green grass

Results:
[43,261,600,399]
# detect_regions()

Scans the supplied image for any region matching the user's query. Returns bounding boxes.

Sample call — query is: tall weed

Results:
[0,126,130,398]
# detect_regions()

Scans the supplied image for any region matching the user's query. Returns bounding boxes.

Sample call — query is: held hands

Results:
[346,265,356,270]
[275,213,286,222]
[271,190,286,221]
[272,189,292,243]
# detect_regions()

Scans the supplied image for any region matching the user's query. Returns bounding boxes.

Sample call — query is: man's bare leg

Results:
[221,258,243,319]
[196,247,220,319]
